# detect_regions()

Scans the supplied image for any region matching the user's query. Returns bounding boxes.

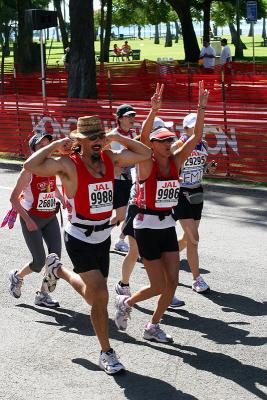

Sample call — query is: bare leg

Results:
[121,236,139,284]
[16,264,33,279]
[151,252,179,323]
[179,219,200,279]
[127,251,179,323]
[57,266,111,352]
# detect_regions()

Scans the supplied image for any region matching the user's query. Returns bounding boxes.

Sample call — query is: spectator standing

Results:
[220,38,232,66]
[199,40,216,71]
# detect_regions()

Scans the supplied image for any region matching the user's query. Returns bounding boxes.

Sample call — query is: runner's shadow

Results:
[180,258,210,275]
[141,342,267,400]
[133,304,267,346]
[16,303,143,343]
[72,358,198,400]
[16,304,95,336]
[204,289,267,317]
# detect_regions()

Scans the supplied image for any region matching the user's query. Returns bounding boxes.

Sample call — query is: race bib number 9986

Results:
[155,180,180,208]
[37,191,56,211]
[88,181,113,214]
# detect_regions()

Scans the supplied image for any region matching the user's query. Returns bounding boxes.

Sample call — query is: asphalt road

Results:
[0,163,266,400]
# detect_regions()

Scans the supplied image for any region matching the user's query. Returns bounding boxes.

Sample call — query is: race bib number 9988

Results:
[88,181,113,214]
[155,180,180,208]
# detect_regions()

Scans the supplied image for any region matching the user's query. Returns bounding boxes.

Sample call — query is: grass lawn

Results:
[2,34,267,69]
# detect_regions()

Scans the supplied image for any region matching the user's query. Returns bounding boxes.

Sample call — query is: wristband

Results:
[198,106,206,109]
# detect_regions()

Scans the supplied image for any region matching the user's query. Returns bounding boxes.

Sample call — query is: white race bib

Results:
[155,180,180,208]
[37,191,56,211]
[88,181,113,214]
[183,155,206,169]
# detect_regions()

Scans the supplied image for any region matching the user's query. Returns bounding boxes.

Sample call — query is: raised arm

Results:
[173,81,209,169]
[104,131,152,167]
[24,138,73,178]
[141,83,164,148]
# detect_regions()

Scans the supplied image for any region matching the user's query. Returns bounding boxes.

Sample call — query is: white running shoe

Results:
[143,323,174,343]
[192,276,210,293]
[169,296,185,309]
[9,270,23,299]
[114,239,129,253]
[43,253,62,293]
[99,349,125,375]
[115,282,131,296]
[34,291,60,308]
[114,295,131,331]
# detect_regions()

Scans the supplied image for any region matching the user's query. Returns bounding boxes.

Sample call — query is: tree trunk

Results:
[174,20,179,43]
[235,2,243,58]
[165,22,172,47]
[137,25,143,40]
[99,0,105,62]
[3,24,11,57]
[103,0,112,62]
[154,24,160,44]
[68,0,97,98]
[56,26,60,42]
[16,0,38,72]
[203,0,212,42]
[54,0,69,50]
[167,0,199,62]
[262,18,266,39]
[229,22,246,59]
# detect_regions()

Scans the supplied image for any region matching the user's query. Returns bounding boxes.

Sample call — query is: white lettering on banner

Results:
[29,116,239,159]
[37,191,56,211]
[155,180,180,208]
[30,115,78,139]
[88,181,113,214]
[30,116,117,138]
[204,126,239,156]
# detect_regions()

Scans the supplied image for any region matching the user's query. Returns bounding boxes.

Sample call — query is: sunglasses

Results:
[152,137,175,143]
[87,133,106,141]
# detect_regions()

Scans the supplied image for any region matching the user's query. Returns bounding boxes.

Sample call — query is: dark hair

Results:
[221,38,227,44]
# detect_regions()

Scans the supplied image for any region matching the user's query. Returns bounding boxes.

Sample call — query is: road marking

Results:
[0,186,12,190]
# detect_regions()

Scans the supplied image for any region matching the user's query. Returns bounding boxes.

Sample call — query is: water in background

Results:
[112,20,265,38]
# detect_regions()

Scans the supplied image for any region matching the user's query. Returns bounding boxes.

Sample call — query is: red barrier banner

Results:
[0,95,266,183]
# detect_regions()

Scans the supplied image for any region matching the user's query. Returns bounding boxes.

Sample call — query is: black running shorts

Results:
[134,227,179,261]
[64,232,111,277]
[173,187,204,221]
[113,179,132,209]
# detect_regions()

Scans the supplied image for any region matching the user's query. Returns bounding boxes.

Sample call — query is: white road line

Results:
[0,186,12,190]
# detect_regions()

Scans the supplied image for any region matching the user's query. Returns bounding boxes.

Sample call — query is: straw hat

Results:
[70,116,105,139]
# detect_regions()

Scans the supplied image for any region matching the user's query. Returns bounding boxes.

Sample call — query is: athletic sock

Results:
[119,281,129,287]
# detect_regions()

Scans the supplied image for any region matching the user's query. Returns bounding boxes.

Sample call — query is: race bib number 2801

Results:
[88,181,113,214]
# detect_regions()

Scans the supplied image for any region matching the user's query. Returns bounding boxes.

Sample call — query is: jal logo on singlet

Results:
[37,192,56,211]
[88,181,113,214]
[155,180,180,208]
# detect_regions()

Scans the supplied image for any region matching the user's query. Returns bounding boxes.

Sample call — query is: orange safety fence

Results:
[0,94,266,183]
